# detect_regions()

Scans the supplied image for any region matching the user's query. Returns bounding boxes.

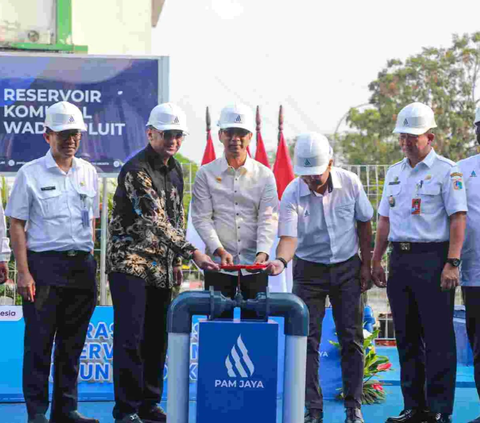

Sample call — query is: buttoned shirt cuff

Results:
[205,238,223,256]
[256,244,272,257]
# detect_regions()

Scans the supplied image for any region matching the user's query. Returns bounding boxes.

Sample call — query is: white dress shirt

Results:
[378,149,468,242]
[458,154,480,286]
[279,167,373,264]
[192,155,278,266]
[0,204,11,262]
[5,150,99,252]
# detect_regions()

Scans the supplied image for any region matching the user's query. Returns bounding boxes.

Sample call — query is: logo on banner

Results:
[225,335,254,377]
[215,334,264,389]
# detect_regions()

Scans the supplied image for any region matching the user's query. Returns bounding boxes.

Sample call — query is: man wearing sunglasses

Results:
[191,103,278,318]
[107,103,219,423]
[266,132,373,423]
[458,108,480,423]
[372,102,467,423]
[6,101,99,423]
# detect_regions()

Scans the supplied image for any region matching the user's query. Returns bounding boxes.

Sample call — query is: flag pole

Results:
[278,105,284,144]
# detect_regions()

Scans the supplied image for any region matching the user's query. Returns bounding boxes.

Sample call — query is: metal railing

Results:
[0,163,464,339]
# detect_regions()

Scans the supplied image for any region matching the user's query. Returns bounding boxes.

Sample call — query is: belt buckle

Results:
[399,242,411,252]
[66,250,77,257]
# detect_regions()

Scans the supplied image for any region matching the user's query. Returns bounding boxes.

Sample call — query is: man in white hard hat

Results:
[266,132,373,423]
[107,103,219,423]
[372,102,467,423]
[458,108,480,423]
[6,101,99,423]
[191,103,278,318]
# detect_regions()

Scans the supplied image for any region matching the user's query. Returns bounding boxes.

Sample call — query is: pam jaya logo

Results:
[225,335,254,378]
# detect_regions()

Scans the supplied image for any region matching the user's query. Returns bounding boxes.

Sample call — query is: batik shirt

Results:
[107,144,196,288]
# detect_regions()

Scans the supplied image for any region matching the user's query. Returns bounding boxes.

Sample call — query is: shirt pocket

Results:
[335,201,355,222]
[37,189,67,219]
[418,183,442,214]
[75,187,97,219]
[388,183,402,197]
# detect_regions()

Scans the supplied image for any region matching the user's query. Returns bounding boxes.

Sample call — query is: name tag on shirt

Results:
[40,186,56,191]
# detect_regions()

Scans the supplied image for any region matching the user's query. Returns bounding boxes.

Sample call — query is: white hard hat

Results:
[147,103,189,134]
[294,132,333,176]
[393,102,437,135]
[44,101,87,132]
[475,107,480,124]
[217,104,255,133]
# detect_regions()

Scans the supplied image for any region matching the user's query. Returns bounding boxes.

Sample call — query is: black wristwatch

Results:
[276,257,288,269]
[446,258,461,267]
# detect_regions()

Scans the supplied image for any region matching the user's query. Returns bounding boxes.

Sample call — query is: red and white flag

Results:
[185,117,217,253]
[269,111,295,292]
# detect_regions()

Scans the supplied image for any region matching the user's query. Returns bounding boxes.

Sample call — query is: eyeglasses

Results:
[53,130,82,142]
[162,130,185,141]
[398,133,419,142]
[222,128,251,138]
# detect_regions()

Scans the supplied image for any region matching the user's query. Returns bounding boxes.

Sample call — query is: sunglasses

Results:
[162,130,185,141]
[53,130,82,142]
[222,128,251,138]
[398,133,420,142]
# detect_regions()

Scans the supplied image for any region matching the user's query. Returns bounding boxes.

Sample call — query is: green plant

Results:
[330,328,393,404]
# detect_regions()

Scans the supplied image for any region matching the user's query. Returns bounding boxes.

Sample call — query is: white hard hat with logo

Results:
[218,104,255,133]
[147,103,189,134]
[294,132,333,176]
[393,102,437,135]
[44,101,87,132]
[475,107,480,124]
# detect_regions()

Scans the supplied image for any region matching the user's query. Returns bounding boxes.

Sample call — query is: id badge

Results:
[411,198,421,215]
[82,209,90,227]
[80,194,90,227]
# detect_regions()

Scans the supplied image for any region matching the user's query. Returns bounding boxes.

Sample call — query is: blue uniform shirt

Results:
[279,167,373,264]
[6,150,99,252]
[378,149,467,242]
[458,154,480,286]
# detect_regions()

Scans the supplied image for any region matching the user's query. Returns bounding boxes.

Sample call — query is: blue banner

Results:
[0,306,343,403]
[0,54,165,173]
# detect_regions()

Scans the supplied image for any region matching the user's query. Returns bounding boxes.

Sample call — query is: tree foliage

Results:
[339,32,480,164]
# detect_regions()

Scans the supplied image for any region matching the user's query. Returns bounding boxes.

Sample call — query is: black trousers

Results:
[110,272,171,418]
[462,287,480,399]
[23,253,97,419]
[204,271,268,319]
[387,247,456,414]
[293,255,364,410]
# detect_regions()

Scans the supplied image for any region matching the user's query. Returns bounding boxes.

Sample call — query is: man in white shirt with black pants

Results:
[6,102,99,423]
[267,132,373,423]
[192,103,278,318]
[458,108,480,423]
[372,103,467,423]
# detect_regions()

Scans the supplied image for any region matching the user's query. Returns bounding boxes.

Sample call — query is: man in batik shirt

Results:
[107,103,218,423]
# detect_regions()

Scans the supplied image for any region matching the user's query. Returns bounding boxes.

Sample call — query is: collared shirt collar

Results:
[299,167,342,197]
[219,154,253,175]
[45,149,79,171]
[402,148,437,169]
